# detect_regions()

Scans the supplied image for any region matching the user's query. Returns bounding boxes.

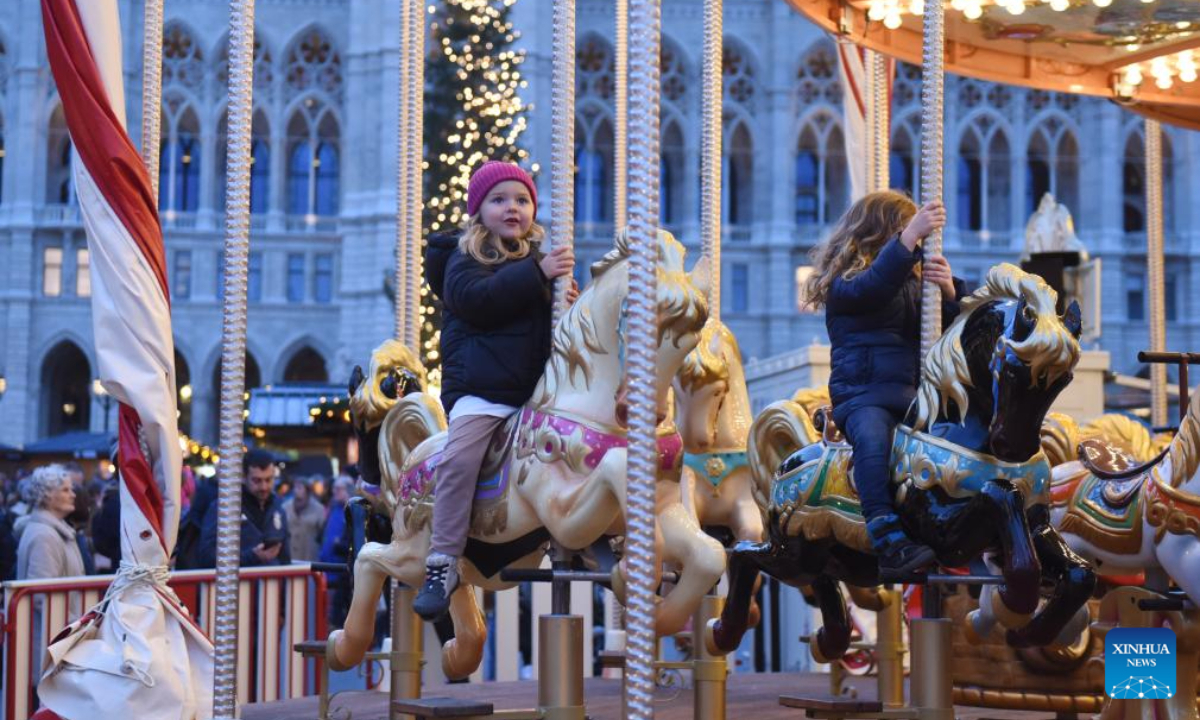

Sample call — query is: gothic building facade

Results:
[0,0,1196,449]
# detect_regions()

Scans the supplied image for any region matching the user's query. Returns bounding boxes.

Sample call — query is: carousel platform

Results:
[242,672,1051,720]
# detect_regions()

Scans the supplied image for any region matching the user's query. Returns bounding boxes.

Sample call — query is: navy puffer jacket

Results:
[425,232,553,414]
[826,237,969,426]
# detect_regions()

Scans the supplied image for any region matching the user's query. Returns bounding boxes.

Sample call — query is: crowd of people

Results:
[0,450,363,629]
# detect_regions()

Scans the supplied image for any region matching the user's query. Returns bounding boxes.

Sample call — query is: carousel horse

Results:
[1040,411,1171,468]
[329,229,723,679]
[708,264,1096,662]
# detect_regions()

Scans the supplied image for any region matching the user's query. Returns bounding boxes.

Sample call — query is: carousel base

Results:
[240,672,1061,720]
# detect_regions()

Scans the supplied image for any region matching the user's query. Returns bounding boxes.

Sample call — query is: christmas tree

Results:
[420,0,533,389]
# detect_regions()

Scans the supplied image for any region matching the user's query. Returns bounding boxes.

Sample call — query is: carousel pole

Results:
[391,5,424,717]
[141,0,164,198]
[213,0,256,715]
[918,0,945,361]
[394,0,412,342]
[624,0,661,717]
[701,0,722,322]
[550,0,577,325]
[1145,119,1168,428]
[406,0,426,352]
[866,47,907,712]
[614,0,628,230]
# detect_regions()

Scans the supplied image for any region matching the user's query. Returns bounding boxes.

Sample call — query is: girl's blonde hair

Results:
[457,213,547,265]
[803,190,917,309]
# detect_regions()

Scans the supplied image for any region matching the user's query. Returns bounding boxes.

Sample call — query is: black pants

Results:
[841,405,904,522]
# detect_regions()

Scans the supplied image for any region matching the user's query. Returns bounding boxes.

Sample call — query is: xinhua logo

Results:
[1105,627,1176,699]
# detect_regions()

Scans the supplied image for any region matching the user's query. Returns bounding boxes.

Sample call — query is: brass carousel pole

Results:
[1145,119,1168,428]
[624,0,662,716]
[213,0,256,715]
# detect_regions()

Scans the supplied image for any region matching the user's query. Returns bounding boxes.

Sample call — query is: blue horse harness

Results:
[684,450,750,489]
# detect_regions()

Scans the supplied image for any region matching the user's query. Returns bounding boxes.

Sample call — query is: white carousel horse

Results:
[330,229,725,679]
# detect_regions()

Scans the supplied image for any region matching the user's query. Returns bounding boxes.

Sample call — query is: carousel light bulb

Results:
[1049,0,1070,11]
[964,1,984,19]
[1155,75,1173,89]
[909,0,924,13]
[1125,65,1144,85]
[1181,67,1198,83]
[1007,0,1026,14]
[884,8,904,27]
[950,0,965,11]
[868,0,887,20]
[1151,57,1171,77]
[1093,0,1113,6]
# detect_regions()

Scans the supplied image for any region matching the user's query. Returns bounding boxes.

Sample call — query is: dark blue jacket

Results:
[827,237,969,425]
[425,232,553,414]
[197,487,291,568]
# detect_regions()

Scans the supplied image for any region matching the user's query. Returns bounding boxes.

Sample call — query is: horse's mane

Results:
[1167,387,1200,489]
[350,339,427,428]
[533,228,708,406]
[678,319,736,393]
[915,263,1080,430]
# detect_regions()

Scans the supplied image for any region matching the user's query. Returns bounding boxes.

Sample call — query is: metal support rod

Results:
[918,0,945,361]
[1146,118,1168,428]
[390,584,423,720]
[692,595,727,720]
[538,615,585,720]
[551,551,572,615]
[550,0,577,325]
[394,0,412,342]
[875,588,905,708]
[213,0,257,715]
[701,0,723,321]
[614,0,628,231]
[624,0,662,716]
[406,0,426,351]
[910,619,954,720]
[141,0,164,198]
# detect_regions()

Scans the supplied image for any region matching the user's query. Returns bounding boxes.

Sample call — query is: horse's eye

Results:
[1023,305,1037,325]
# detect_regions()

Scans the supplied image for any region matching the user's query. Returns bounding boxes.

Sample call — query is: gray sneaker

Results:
[413,553,460,621]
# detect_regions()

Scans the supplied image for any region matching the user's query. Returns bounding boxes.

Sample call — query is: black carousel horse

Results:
[708,264,1096,661]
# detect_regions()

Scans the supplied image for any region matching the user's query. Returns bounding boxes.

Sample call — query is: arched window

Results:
[793,112,847,226]
[661,120,684,225]
[285,28,343,101]
[1123,129,1176,235]
[723,40,757,108]
[957,116,1010,235]
[0,112,6,205]
[890,121,918,198]
[158,103,201,213]
[726,122,754,227]
[660,40,688,108]
[47,105,74,205]
[175,349,192,436]
[41,341,91,436]
[286,100,341,217]
[218,110,271,213]
[162,23,204,92]
[218,33,274,104]
[957,132,982,231]
[1026,118,1079,216]
[283,346,328,383]
[574,114,613,224]
[210,354,260,441]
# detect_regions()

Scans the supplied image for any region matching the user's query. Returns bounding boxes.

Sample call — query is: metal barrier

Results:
[1,564,327,720]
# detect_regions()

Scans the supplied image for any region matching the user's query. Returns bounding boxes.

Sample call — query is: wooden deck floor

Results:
[243,672,1052,720]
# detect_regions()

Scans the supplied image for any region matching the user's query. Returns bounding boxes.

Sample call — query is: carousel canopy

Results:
[788,0,1200,129]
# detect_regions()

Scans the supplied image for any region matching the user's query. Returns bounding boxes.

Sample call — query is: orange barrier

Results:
[1,564,327,720]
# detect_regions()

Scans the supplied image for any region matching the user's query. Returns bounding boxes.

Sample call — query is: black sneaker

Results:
[867,515,936,582]
[413,554,460,621]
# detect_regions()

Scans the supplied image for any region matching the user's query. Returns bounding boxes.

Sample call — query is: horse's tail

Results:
[379,392,447,511]
[748,400,820,513]
[1040,412,1080,467]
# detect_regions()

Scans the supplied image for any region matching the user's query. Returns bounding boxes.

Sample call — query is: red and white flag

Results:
[837,44,895,200]
[39,0,213,717]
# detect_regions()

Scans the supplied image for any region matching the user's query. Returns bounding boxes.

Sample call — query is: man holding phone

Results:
[198,449,291,567]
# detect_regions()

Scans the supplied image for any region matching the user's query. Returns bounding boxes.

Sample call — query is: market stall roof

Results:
[23,431,116,458]
[787,0,1200,128]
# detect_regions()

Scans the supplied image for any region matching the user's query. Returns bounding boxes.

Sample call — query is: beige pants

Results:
[431,413,508,557]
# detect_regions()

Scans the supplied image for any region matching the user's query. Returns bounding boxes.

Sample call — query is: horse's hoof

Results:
[810,634,832,664]
[988,586,1034,630]
[704,618,729,657]
[326,630,355,672]
[610,564,627,605]
[963,610,990,646]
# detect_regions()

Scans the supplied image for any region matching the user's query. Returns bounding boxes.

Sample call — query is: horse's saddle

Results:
[1078,437,1168,484]
[1058,470,1146,555]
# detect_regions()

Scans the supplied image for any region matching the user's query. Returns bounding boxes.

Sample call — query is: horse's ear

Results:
[1062,300,1082,340]
[691,255,713,299]
[1013,296,1034,342]
[349,365,364,397]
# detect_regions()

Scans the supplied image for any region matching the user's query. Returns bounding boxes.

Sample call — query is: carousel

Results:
[9,0,1200,719]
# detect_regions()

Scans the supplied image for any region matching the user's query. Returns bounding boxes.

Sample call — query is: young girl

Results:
[804,191,964,580]
[416,161,576,620]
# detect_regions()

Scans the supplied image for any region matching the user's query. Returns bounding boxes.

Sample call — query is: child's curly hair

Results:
[803,191,917,309]
[458,213,547,266]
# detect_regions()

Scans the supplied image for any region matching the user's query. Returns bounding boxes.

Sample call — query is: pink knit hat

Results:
[466,161,538,217]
